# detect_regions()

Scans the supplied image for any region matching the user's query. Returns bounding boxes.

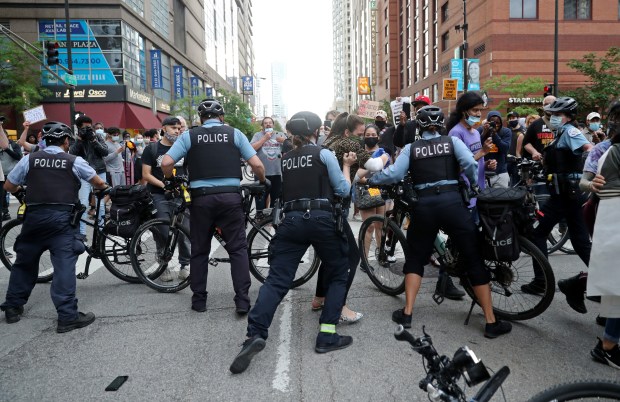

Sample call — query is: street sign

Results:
[63,73,77,86]
[443,78,458,101]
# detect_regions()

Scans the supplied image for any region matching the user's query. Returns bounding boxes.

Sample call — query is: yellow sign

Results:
[358,77,371,95]
[442,79,458,101]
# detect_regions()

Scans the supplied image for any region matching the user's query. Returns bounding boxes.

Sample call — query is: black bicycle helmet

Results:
[546,97,578,115]
[288,111,322,137]
[197,99,225,117]
[606,99,620,136]
[41,121,73,140]
[416,105,445,129]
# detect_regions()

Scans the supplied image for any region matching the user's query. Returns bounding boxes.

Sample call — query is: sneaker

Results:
[229,335,266,374]
[558,273,587,314]
[2,305,24,324]
[159,268,173,282]
[521,280,546,295]
[57,312,96,333]
[437,275,465,300]
[484,320,512,339]
[315,332,353,353]
[591,338,620,370]
[178,265,190,280]
[392,308,412,329]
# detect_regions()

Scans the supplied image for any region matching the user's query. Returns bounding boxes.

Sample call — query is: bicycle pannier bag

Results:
[476,187,525,262]
[104,185,154,238]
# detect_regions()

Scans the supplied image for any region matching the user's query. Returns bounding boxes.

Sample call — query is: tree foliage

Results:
[0,39,51,117]
[483,75,546,116]
[563,47,620,119]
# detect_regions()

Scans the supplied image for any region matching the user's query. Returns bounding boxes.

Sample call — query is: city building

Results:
[332,0,354,112]
[369,0,620,114]
[271,62,287,118]
[0,0,253,131]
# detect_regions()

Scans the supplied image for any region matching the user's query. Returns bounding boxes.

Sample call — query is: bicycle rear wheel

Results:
[358,215,406,296]
[100,233,142,283]
[463,235,555,321]
[528,380,620,401]
[247,218,320,288]
[547,222,571,254]
[0,219,53,283]
[129,218,191,293]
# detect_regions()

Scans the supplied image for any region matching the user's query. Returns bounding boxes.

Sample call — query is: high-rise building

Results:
[0,0,253,130]
[332,0,354,112]
[271,62,287,118]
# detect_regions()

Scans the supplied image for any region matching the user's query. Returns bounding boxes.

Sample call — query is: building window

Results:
[121,0,144,17]
[151,0,170,38]
[385,78,389,89]
[432,83,439,103]
[564,0,591,20]
[385,43,389,54]
[441,31,449,52]
[385,25,388,37]
[510,0,537,18]
[441,2,449,22]
[385,60,389,72]
[385,7,388,19]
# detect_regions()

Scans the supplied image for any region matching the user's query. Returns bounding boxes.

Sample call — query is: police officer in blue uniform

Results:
[527,97,593,313]
[229,111,356,374]
[368,106,512,339]
[161,99,267,313]
[0,122,108,332]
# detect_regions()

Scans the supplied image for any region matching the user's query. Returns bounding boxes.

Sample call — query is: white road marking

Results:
[272,293,292,392]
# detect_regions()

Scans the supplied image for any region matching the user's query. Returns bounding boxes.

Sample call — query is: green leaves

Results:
[482,75,546,116]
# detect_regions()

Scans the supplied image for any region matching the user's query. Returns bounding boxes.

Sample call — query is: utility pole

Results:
[553,0,559,96]
[65,0,76,129]
[462,0,469,93]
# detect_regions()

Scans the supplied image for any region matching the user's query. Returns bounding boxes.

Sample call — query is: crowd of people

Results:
[0,92,618,375]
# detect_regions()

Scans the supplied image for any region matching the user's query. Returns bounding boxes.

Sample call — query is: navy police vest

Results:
[281,145,334,202]
[25,150,80,206]
[409,135,459,185]
[187,125,241,182]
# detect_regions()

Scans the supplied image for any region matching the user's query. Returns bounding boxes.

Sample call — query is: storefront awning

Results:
[125,104,161,130]
[40,102,163,130]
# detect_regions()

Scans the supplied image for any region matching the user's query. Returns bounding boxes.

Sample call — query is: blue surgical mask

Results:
[465,115,480,127]
[549,115,564,129]
[111,135,120,142]
[589,123,600,131]
[135,138,144,144]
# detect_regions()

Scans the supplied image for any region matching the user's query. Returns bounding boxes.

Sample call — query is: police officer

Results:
[229,111,356,374]
[527,97,593,313]
[161,99,266,313]
[368,106,512,339]
[0,122,108,332]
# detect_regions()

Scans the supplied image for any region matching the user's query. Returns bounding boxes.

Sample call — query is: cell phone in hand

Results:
[402,103,411,120]
[323,120,332,129]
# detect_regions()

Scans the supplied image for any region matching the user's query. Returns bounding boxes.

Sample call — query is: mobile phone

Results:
[105,376,128,391]
[323,120,332,129]
[402,102,411,119]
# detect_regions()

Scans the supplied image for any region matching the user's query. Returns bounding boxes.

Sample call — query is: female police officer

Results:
[367,105,512,339]
[230,111,356,374]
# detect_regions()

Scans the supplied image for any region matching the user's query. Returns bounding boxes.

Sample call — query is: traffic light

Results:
[46,41,59,66]
[544,84,554,97]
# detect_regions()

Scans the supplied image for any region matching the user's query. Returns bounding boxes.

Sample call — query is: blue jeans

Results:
[78,172,107,235]
[151,193,190,266]
[604,317,620,344]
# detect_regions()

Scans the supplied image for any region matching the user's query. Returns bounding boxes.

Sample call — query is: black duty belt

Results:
[27,204,74,212]
[190,186,241,199]
[283,200,333,213]
[416,184,460,196]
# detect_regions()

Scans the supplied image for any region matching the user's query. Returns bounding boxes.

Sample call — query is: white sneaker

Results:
[178,266,190,280]
[160,268,173,282]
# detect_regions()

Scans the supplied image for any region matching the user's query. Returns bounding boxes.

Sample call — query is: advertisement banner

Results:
[150,49,163,89]
[173,66,184,99]
[38,20,119,86]
[42,85,126,103]
[358,77,371,95]
[450,58,480,91]
[242,76,254,95]
[190,77,200,97]
[442,79,458,101]
[205,87,213,97]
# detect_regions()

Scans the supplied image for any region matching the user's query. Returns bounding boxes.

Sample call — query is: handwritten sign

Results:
[442,79,458,101]
[23,105,47,124]
[357,99,382,119]
[389,97,411,126]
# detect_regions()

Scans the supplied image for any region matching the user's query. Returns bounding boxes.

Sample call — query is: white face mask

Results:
[95,129,104,135]
[111,135,120,142]
[135,138,144,144]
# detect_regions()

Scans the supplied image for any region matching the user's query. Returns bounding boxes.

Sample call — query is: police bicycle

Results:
[358,179,555,321]
[0,186,142,284]
[394,325,620,401]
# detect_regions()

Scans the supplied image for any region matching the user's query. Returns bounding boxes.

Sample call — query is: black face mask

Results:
[374,120,386,129]
[364,137,380,148]
[508,120,519,128]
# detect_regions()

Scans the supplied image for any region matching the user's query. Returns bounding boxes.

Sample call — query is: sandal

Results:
[311,297,324,311]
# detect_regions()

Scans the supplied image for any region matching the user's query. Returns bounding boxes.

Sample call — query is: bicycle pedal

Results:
[208,258,218,266]
[76,273,89,280]
[432,292,445,305]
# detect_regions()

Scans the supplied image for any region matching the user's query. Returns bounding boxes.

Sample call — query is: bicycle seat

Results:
[240,183,266,195]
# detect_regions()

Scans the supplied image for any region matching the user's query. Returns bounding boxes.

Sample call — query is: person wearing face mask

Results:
[141,117,191,282]
[69,115,109,237]
[0,121,108,331]
[523,96,556,160]
[526,97,593,311]
[583,112,606,144]
[506,111,525,185]
[251,117,286,216]
[133,133,145,183]
[369,106,512,339]
[103,127,127,187]
[94,122,106,140]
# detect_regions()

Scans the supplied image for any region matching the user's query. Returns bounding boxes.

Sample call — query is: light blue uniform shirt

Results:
[556,123,589,152]
[165,119,257,189]
[368,131,477,189]
[318,146,351,197]
[8,145,96,185]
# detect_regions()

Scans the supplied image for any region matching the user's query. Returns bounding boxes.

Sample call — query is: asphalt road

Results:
[0,202,617,401]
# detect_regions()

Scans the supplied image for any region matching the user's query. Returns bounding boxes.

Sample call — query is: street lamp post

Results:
[462,0,468,93]
[64,0,76,128]
[553,0,559,96]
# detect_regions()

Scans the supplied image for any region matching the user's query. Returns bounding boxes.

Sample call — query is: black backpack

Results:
[104,185,155,238]
[476,187,526,262]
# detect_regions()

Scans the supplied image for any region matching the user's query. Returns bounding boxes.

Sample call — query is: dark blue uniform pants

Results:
[188,192,251,310]
[247,210,349,339]
[1,210,85,322]
[405,191,490,286]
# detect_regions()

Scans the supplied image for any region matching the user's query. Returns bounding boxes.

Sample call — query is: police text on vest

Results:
[33,158,68,169]
[283,155,313,170]
[197,133,228,143]
[414,142,451,158]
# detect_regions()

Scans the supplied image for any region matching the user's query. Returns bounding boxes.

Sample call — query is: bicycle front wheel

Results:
[99,232,141,283]
[528,380,620,401]
[358,215,406,296]
[0,219,54,283]
[247,218,320,288]
[130,218,191,293]
[547,222,571,254]
[464,235,555,321]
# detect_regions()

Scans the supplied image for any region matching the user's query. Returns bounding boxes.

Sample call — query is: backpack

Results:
[104,184,155,238]
[476,187,526,262]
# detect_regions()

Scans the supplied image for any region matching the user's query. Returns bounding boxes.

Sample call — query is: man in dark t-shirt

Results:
[142,116,190,282]
[523,96,556,160]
